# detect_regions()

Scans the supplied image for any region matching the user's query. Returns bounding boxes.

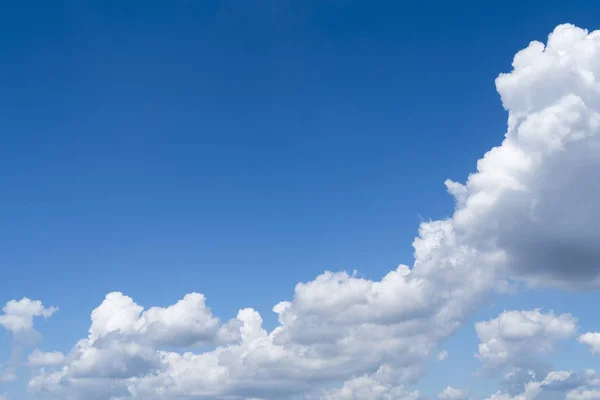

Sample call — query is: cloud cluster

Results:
[319,366,421,400]
[0,298,57,400]
[475,309,577,373]
[485,369,600,400]
[7,22,600,400]
[28,261,490,399]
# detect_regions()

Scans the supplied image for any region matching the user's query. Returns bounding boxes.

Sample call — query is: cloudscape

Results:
[2,3,600,400]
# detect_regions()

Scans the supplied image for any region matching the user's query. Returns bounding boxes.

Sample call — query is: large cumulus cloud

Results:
[28,261,493,399]
[17,23,600,399]
[446,24,600,289]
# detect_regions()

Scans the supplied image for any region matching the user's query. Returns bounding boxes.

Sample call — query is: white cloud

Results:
[437,350,448,361]
[567,389,600,400]
[445,24,600,289]
[27,249,497,399]
[485,369,600,400]
[0,298,59,400]
[30,273,479,399]
[19,23,600,400]
[578,333,600,355]
[475,309,577,374]
[320,366,421,400]
[0,298,57,334]
[87,292,238,347]
[27,349,65,367]
[437,386,469,400]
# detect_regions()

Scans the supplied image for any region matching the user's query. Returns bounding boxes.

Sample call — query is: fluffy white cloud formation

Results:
[485,369,600,400]
[319,366,421,400]
[445,23,600,289]
[29,270,482,399]
[475,309,577,374]
[437,386,469,400]
[0,298,56,334]
[87,292,239,347]
[578,333,600,355]
[18,22,600,400]
[0,298,58,395]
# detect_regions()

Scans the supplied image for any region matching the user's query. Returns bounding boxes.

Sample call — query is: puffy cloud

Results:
[87,292,237,347]
[25,225,500,400]
[30,276,471,399]
[21,22,600,400]
[578,333,600,355]
[445,23,600,289]
[475,309,577,374]
[0,298,58,394]
[28,292,240,384]
[320,366,421,400]
[0,393,9,400]
[0,298,57,334]
[27,349,65,367]
[485,369,600,400]
[437,386,469,400]
[437,350,448,361]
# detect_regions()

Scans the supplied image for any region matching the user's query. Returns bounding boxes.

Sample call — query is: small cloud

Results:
[0,298,57,334]
[579,332,600,355]
[438,350,448,361]
[27,349,65,367]
[438,386,469,400]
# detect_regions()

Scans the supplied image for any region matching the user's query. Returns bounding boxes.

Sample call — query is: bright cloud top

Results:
[0,298,56,334]
[578,332,600,355]
[1,22,600,400]
[445,23,600,290]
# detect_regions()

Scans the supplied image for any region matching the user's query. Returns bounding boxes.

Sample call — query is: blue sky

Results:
[3,2,600,400]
